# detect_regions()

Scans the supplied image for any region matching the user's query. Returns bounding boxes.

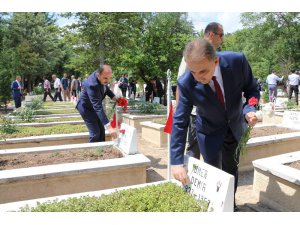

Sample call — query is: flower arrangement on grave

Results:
[235,97,259,157]
[110,97,128,129]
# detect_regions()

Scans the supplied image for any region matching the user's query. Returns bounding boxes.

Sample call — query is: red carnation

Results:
[248,97,258,106]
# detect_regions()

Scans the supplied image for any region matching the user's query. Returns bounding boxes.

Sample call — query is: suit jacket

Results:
[171,51,260,165]
[11,80,22,98]
[76,71,115,125]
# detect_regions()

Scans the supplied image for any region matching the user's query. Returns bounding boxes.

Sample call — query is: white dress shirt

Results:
[288,73,300,86]
[266,73,283,85]
[54,78,61,89]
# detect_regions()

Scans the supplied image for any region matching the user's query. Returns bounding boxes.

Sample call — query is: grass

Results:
[1,124,88,139]
[43,102,74,107]
[34,109,78,115]
[19,182,208,212]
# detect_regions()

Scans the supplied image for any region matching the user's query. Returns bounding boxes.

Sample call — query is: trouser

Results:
[72,90,77,97]
[186,115,200,159]
[63,88,70,101]
[121,88,127,97]
[13,96,22,108]
[201,128,239,206]
[76,101,105,142]
[289,85,299,105]
[53,88,63,102]
[268,84,277,102]
[43,90,54,102]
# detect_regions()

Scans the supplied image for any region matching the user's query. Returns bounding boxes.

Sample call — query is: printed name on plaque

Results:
[183,156,235,212]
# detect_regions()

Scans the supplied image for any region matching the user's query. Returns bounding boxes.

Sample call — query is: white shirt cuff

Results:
[104,122,111,129]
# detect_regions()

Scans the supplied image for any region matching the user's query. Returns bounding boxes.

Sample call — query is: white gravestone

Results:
[282,111,300,128]
[183,156,234,212]
[115,123,138,155]
[152,97,160,104]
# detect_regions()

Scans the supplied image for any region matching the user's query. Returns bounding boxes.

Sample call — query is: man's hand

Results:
[109,126,118,139]
[172,165,190,185]
[245,111,257,127]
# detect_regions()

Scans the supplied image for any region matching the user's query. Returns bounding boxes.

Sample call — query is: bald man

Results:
[76,65,117,142]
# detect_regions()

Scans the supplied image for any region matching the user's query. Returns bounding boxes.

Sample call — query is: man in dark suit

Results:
[171,39,260,209]
[76,65,117,142]
[11,75,23,109]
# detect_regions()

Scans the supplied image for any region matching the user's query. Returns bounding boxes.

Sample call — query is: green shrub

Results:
[25,98,44,110]
[136,102,164,114]
[20,182,208,212]
[33,86,44,95]
[286,100,297,109]
[0,116,18,135]
[13,107,36,122]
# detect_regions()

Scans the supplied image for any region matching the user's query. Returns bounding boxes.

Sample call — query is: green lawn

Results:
[2,124,88,139]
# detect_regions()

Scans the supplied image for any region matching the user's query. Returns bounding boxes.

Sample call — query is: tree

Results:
[6,13,66,92]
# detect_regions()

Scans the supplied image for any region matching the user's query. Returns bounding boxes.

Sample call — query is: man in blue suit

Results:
[76,65,117,142]
[171,39,260,209]
[11,75,23,109]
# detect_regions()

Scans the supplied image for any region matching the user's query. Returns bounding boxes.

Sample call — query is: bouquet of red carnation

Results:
[235,97,259,158]
[110,97,128,128]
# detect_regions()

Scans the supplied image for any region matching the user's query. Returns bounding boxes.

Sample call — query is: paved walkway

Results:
[137,133,275,212]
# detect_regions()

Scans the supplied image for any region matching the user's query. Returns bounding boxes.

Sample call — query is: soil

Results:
[0,147,122,170]
[285,160,300,170]
[250,126,297,138]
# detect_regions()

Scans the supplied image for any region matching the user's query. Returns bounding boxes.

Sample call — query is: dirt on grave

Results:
[286,160,300,170]
[0,147,122,170]
[250,126,298,138]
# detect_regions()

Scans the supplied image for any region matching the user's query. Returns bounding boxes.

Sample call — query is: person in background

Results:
[77,76,82,98]
[288,69,300,105]
[154,77,164,104]
[43,76,54,102]
[129,80,137,99]
[61,73,71,101]
[119,74,129,98]
[70,75,78,98]
[52,74,63,102]
[145,78,155,102]
[266,70,283,102]
[76,65,118,142]
[11,75,23,109]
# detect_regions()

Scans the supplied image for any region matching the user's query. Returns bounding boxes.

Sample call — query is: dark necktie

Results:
[212,76,225,107]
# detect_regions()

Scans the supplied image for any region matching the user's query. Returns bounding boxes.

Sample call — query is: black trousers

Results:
[186,115,201,159]
[203,128,239,205]
[43,90,54,102]
[53,88,63,102]
[289,85,299,105]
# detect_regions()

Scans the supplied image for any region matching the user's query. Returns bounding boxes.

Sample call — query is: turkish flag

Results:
[164,102,173,134]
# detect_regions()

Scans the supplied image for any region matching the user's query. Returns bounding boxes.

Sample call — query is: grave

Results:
[0,124,150,204]
[183,156,234,212]
[253,151,300,211]
[140,121,167,147]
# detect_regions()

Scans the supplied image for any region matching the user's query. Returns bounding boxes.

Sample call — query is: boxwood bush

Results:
[20,182,208,212]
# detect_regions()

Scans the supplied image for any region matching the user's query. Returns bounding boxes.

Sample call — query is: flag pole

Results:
[166,69,172,181]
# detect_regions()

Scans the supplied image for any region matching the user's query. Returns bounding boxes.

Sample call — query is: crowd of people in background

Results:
[265,69,300,105]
